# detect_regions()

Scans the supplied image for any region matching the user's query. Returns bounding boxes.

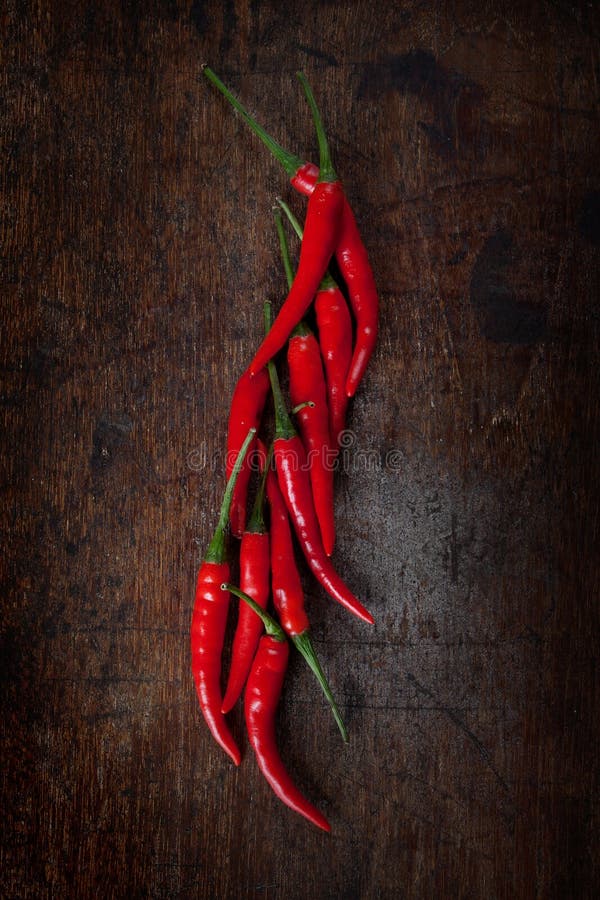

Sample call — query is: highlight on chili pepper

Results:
[223,583,331,833]
[224,553,348,741]
[221,442,272,714]
[274,207,336,556]
[190,426,256,766]
[248,74,344,376]
[265,302,374,625]
[202,65,379,396]
[265,463,348,742]
[225,364,270,537]
[193,67,380,831]
[278,198,352,452]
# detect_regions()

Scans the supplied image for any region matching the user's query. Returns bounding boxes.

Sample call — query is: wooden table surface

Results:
[3,2,599,898]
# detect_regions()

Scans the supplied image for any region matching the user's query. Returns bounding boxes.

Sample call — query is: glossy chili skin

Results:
[190,426,255,765]
[221,532,269,714]
[288,323,336,556]
[191,562,240,765]
[274,435,374,625]
[203,68,378,395]
[276,198,351,453]
[245,634,330,832]
[335,201,379,397]
[249,181,344,376]
[291,172,379,399]
[266,466,348,742]
[290,161,320,195]
[266,468,310,637]
[314,284,352,450]
[226,367,270,537]
[222,438,271,713]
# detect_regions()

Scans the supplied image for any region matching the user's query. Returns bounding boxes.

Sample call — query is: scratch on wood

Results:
[406,672,511,794]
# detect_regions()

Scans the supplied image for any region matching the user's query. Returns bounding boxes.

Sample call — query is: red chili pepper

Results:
[334,204,379,397]
[247,73,344,376]
[226,364,270,537]
[290,161,320,195]
[265,304,374,626]
[223,583,331,832]
[190,426,256,766]
[246,636,331,832]
[315,285,353,443]
[266,466,310,637]
[249,182,343,376]
[288,323,335,554]
[278,199,352,452]
[203,66,378,397]
[267,465,348,741]
[274,208,336,556]
[221,442,271,713]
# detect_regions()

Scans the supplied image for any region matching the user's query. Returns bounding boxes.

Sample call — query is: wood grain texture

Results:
[2,1,599,897]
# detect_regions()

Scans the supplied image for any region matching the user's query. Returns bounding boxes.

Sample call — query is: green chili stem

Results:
[274,207,316,340]
[274,208,295,291]
[222,583,286,641]
[296,72,337,183]
[205,427,256,563]
[264,301,296,441]
[277,198,336,291]
[246,444,273,534]
[291,401,314,415]
[277,198,303,242]
[292,631,348,742]
[202,66,303,179]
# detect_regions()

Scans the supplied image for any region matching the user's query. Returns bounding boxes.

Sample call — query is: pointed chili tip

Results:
[227,745,242,767]
[348,602,375,625]
[324,533,335,557]
[200,62,208,70]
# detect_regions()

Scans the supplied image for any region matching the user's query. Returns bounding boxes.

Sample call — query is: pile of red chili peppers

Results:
[190,67,379,833]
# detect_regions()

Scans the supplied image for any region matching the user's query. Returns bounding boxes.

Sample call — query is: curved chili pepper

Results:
[249,182,343,376]
[288,323,335,554]
[190,426,256,765]
[266,467,310,637]
[246,636,331,832]
[265,305,374,626]
[267,465,347,741]
[223,583,330,832]
[278,199,352,452]
[221,442,271,713]
[315,285,353,443]
[274,209,336,555]
[274,437,373,624]
[289,187,378,398]
[202,66,378,397]
[226,364,270,537]
[335,206,379,397]
[247,73,343,376]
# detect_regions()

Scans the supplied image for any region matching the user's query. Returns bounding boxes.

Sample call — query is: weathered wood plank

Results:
[2,1,598,897]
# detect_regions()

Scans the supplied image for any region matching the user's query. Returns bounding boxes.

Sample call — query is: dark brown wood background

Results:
[2,1,599,897]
